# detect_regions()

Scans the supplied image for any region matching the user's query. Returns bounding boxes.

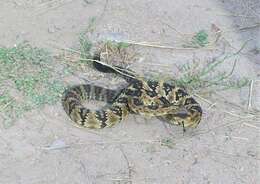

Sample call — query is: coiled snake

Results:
[62,56,202,129]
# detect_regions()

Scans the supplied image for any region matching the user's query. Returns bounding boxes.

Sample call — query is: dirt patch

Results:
[0,0,259,184]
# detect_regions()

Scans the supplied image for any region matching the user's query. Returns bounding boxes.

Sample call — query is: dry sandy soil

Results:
[0,0,259,183]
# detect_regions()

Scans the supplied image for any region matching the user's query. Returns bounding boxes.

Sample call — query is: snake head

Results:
[160,107,202,128]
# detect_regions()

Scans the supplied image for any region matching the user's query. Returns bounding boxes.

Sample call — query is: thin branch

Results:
[238,22,260,31]
[247,80,254,110]
[119,146,133,183]
[215,13,258,19]
[116,40,215,50]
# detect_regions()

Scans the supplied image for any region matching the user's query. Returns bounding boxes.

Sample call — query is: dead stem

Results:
[243,122,260,130]
[161,21,191,43]
[222,23,260,34]
[247,80,254,110]
[215,12,257,19]
[238,23,260,31]
[117,40,215,50]
[220,135,249,141]
[119,146,133,183]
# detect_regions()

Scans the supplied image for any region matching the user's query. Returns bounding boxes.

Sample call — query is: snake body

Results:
[62,61,202,129]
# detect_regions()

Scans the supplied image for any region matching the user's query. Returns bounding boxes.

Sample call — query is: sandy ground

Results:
[0,0,259,183]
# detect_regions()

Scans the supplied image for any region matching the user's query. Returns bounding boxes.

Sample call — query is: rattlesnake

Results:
[62,56,202,129]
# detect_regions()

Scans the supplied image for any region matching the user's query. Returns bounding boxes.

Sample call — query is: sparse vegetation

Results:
[174,59,250,93]
[0,43,66,127]
[149,40,250,93]
[0,27,252,129]
[0,17,97,127]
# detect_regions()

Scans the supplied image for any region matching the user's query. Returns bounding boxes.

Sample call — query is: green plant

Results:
[0,43,66,127]
[192,30,209,47]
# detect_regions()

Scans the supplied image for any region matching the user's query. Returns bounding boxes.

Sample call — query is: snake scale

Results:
[62,56,202,129]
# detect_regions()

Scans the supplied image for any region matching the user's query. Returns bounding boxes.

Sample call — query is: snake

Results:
[62,56,202,129]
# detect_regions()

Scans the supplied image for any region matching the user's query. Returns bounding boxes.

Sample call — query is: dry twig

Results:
[247,80,254,110]
[116,40,215,50]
